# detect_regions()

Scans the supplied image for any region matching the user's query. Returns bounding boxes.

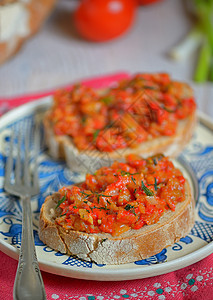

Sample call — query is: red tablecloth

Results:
[0,73,212,300]
[1,251,212,300]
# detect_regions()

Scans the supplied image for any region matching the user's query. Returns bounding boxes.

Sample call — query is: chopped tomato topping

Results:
[55,155,187,236]
[48,73,196,152]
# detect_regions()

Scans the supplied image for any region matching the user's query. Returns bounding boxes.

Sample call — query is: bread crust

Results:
[0,0,56,65]
[43,110,197,173]
[39,180,195,265]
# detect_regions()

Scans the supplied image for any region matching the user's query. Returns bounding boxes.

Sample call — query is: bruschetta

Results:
[43,73,197,173]
[39,154,195,265]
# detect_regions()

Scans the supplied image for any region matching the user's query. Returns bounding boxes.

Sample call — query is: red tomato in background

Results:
[74,0,137,42]
[138,0,163,5]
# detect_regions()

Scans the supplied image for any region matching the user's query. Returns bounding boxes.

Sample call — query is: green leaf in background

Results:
[169,0,213,83]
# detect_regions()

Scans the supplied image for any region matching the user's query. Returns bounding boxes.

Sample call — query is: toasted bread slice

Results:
[39,179,195,265]
[43,74,197,173]
[43,111,197,173]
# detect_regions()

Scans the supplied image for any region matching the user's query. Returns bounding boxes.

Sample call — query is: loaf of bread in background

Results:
[0,0,56,64]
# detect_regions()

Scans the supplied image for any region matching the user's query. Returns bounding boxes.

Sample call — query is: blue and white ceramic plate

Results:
[0,98,212,281]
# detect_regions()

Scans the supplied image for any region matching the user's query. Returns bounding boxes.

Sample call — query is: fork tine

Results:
[23,128,30,188]
[14,131,22,186]
[4,131,15,186]
[32,123,40,193]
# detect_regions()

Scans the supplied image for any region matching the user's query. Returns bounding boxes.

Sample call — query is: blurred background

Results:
[0,0,212,118]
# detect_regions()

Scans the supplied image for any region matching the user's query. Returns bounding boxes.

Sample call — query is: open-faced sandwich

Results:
[43,73,197,172]
[39,154,195,265]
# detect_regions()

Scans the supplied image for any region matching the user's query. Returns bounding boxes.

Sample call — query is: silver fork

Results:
[4,126,46,300]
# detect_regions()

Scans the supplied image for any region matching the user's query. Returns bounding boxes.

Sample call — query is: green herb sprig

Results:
[124,204,136,216]
[131,176,137,185]
[55,195,66,209]
[154,177,158,191]
[141,181,154,196]
[93,129,100,141]
[80,191,112,203]
[120,170,139,176]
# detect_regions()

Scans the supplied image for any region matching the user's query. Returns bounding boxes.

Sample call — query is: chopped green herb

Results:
[99,194,112,198]
[153,157,158,165]
[101,238,108,244]
[125,204,134,210]
[93,129,100,141]
[143,85,157,90]
[141,181,154,196]
[151,154,164,165]
[105,122,113,129]
[81,116,87,124]
[101,96,113,105]
[90,205,109,211]
[80,191,92,199]
[99,206,109,211]
[154,177,158,191]
[55,195,66,209]
[131,176,136,185]
[59,213,67,217]
[120,170,139,176]
[80,191,112,200]
[73,206,77,209]
[124,204,136,216]
[162,105,176,113]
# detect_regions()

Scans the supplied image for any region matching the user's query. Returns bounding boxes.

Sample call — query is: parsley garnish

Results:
[141,181,154,196]
[55,195,66,209]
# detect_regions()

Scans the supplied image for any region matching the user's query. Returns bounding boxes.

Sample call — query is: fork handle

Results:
[13,196,46,300]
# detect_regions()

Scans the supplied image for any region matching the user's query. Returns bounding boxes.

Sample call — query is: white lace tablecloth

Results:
[0,0,212,119]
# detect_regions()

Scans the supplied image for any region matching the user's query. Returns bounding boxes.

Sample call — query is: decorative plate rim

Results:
[0,239,212,281]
